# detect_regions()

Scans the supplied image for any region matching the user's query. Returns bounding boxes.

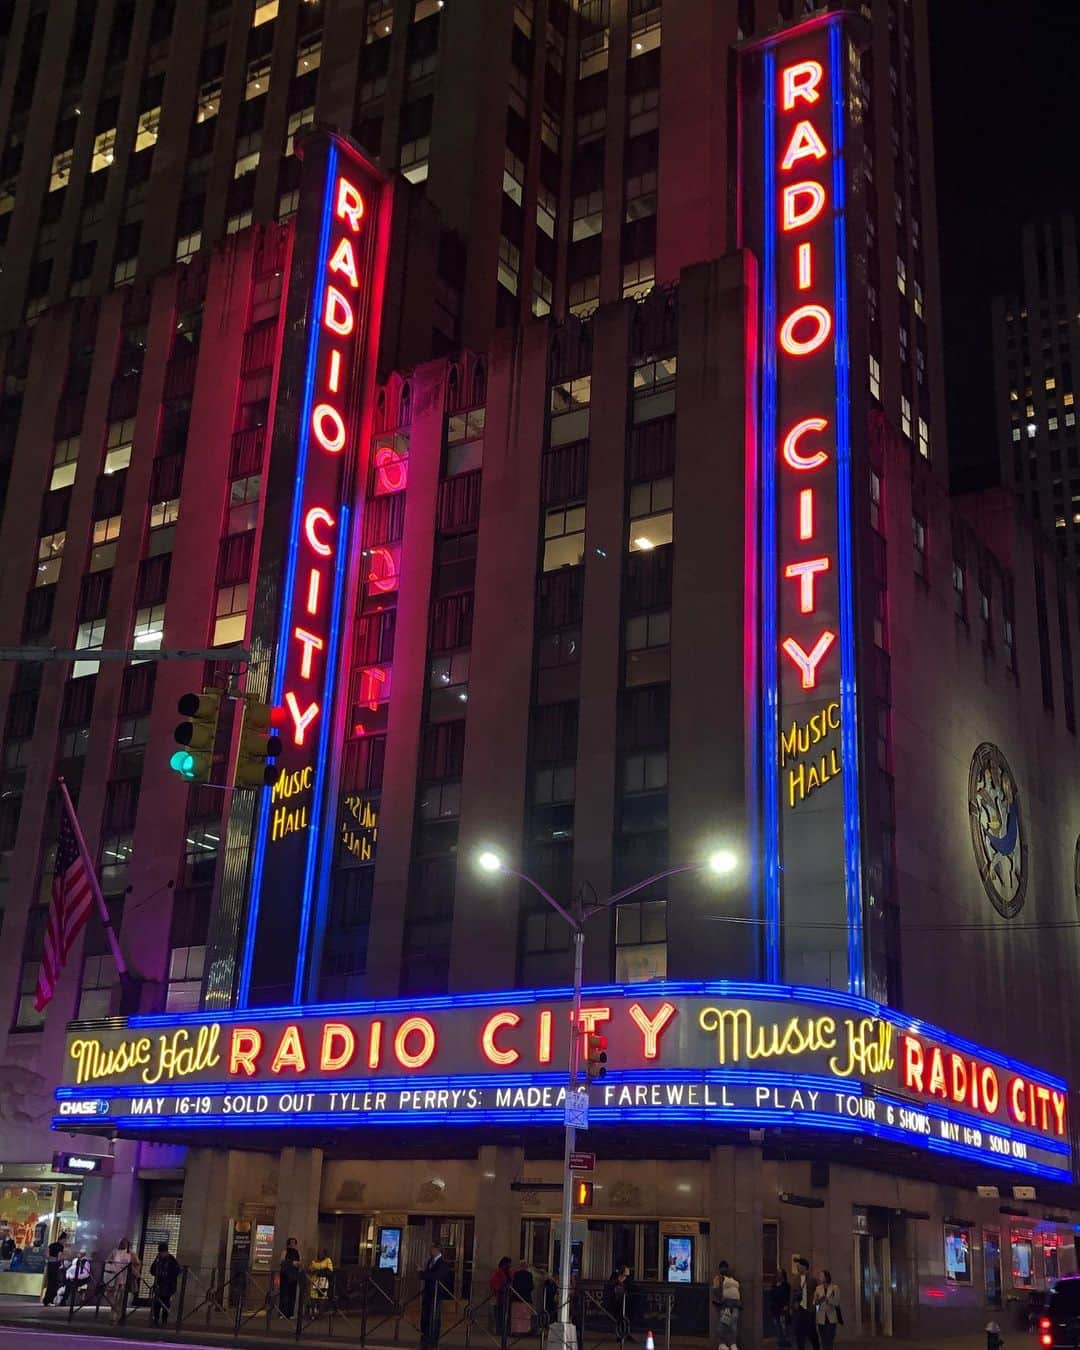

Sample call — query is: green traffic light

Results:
[169,749,197,780]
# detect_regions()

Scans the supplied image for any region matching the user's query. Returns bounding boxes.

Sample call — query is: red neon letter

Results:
[367,1020,383,1070]
[628,1001,676,1060]
[306,568,321,616]
[981,1066,1000,1115]
[323,286,355,337]
[1052,1091,1067,1136]
[394,1016,436,1069]
[780,120,828,172]
[312,403,346,453]
[785,557,830,613]
[229,1027,262,1076]
[1008,1075,1028,1125]
[335,177,365,231]
[782,60,823,110]
[294,626,325,679]
[948,1053,968,1106]
[782,181,826,232]
[577,1006,612,1034]
[928,1047,946,1098]
[284,691,320,745]
[481,1011,521,1066]
[798,488,814,541]
[902,1035,924,1092]
[781,630,835,689]
[375,444,408,493]
[305,507,335,555]
[538,1009,553,1064]
[358,665,387,710]
[782,417,830,470]
[328,349,342,394]
[328,235,359,289]
[797,242,813,290]
[780,304,833,356]
[271,1024,307,1074]
[367,545,398,593]
[320,1023,356,1072]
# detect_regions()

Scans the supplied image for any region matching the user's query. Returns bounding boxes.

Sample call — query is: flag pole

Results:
[57,777,128,978]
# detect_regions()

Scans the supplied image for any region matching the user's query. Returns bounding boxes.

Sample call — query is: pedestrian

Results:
[42,1237,65,1306]
[65,1250,92,1306]
[791,1258,819,1350]
[541,1273,558,1324]
[771,1268,792,1346]
[490,1256,513,1334]
[104,1238,140,1324]
[419,1241,453,1348]
[278,1238,301,1318]
[309,1249,334,1308]
[712,1261,742,1350]
[813,1269,841,1349]
[605,1264,632,1327]
[511,1260,535,1336]
[149,1240,181,1327]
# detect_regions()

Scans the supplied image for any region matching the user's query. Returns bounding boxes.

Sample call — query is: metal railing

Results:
[42,1262,675,1347]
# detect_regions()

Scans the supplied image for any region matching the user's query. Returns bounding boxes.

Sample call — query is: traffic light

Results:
[233,697,283,789]
[585,1032,608,1081]
[170,689,222,782]
[574,1180,594,1208]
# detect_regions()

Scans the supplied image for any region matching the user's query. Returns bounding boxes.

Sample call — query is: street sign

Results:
[564,1090,589,1128]
[569,1151,596,1173]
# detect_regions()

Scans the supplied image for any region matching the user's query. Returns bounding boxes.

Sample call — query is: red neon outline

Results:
[782,181,826,232]
[782,417,830,469]
[480,1010,522,1066]
[367,1020,383,1070]
[781,630,836,689]
[229,1027,263,1076]
[323,286,355,337]
[284,691,320,745]
[798,488,814,540]
[374,444,408,493]
[293,626,325,679]
[304,506,335,555]
[779,304,833,356]
[797,241,813,290]
[311,402,346,453]
[319,1022,356,1072]
[358,665,387,710]
[270,1023,307,1074]
[366,545,398,593]
[305,568,321,616]
[335,176,365,231]
[781,59,823,110]
[394,1016,437,1069]
[327,235,359,288]
[627,1001,677,1059]
[577,1007,612,1033]
[328,349,342,394]
[784,557,831,613]
[537,1009,553,1064]
[780,120,829,172]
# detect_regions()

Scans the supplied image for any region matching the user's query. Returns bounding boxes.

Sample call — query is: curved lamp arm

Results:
[583,862,702,921]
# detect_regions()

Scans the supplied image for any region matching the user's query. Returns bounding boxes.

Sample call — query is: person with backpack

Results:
[150,1241,182,1327]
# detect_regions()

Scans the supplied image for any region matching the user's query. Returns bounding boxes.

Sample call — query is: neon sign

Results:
[747,14,862,991]
[240,135,390,1006]
[55,982,1072,1179]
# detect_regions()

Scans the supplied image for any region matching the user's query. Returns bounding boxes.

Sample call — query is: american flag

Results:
[34,796,96,1012]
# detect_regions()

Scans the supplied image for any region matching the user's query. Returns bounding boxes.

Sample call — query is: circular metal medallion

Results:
[968,743,1027,918]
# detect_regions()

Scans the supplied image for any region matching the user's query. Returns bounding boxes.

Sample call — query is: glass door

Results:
[984,1231,1002,1307]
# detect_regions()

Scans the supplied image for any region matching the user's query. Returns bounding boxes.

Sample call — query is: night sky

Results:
[929,0,1080,483]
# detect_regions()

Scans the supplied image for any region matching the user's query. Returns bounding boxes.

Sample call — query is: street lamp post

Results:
[477,848,737,1350]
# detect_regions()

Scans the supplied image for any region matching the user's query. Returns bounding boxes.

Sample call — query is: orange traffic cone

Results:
[645,1332,655,1350]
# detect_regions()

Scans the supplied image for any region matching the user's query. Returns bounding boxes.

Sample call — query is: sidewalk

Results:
[0,1298,1007,1350]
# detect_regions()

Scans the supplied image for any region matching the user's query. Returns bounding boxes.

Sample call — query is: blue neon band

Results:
[238,144,339,1007]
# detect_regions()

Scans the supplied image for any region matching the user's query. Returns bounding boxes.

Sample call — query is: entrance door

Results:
[431,1217,475,1301]
[854,1232,893,1337]
[984,1231,1002,1308]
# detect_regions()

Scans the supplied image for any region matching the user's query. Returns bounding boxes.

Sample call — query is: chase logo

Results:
[58,1099,110,1117]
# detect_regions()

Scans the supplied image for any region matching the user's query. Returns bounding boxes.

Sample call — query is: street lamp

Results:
[475,847,737,1350]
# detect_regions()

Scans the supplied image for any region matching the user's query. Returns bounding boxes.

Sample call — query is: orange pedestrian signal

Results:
[574,1180,594,1208]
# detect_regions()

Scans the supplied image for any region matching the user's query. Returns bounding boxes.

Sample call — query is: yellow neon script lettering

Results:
[697,1007,837,1064]
[142,1024,222,1086]
[271,764,314,842]
[779,701,840,765]
[828,1017,895,1078]
[69,1036,153,1086]
[787,749,841,807]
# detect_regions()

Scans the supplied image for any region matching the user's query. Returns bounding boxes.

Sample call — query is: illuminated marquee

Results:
[241,135,390,1007]
[55,983,1071,1181]
[745,14,863,992]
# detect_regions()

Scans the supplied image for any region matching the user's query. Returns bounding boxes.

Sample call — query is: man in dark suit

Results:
[419,1243,452,1348]
[791,1257,820,1350]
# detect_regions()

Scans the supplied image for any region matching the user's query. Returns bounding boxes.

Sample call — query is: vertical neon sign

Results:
[240,135,390,1007]
[749,15,863,994]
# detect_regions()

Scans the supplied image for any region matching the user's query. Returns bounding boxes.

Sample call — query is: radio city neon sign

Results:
[776,56,836,693]
[282,174,368,749]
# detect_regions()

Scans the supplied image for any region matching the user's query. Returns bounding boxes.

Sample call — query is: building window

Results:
[536,185,557,239]
[896,255,906,294]
[568,275,600,317]
[36,531,66,587]
[226,209,254,235]
[234,147,261,179]
[196,80,221,122]
[77,953,118,1019]
[503,149,525,207]
[869,469,882,532]
[912,514,926,579]
[166,945,205,1011]
[532,270,553,318]
[134,106,161,153]
[869,353,881,401]
[245,59,271,100]
[133,603,165,652]
[278,190,300,220]
[913,279,924,319]
[632,356,676,423]
[105,418,135,474]
[579,25,609,78]
[446,408,485,476]
[91,128,116,173]
[286,107,315,158]
[626,609,670,653]
[150,497,180,531]
[550,376,591,446]
[623,256,656,302]
[572,191,603,242]
[917,416,930,461]
[50,437,80,491]
[623,748,668,793]
[497,236,520,295]
[90,514,122,572]
[214,583,249,645]
[538,628,580,668]
[630,4,661,56]
[615,899,666,981]
[14,907,48,1030]
[952,560,966,619]
[428,652,470,722]
[625,170,658,223]
[900,395,912,440]
[400,136,430,184]
[628,477,673,553]
[228,474,261,533]
[176,229,202,261]
[48,150,73,193]
[296,34,322,75]
[253,0,279,23]
[543,504,586,572]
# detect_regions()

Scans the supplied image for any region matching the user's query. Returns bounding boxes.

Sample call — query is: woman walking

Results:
[104,1239,140,1324]
[814,1269,841,1349]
